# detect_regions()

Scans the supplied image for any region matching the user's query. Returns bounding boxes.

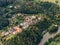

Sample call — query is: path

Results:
[38,26,60,45]
[0,41,3,45]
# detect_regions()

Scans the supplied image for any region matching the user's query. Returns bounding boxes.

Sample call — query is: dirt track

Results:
[38,26,60,45]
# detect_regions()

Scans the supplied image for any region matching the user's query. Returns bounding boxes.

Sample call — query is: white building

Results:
[38,17,41,20]
[9,5,13,8]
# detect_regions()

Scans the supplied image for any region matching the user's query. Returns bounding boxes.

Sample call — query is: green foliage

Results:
[17,1,60,15]
[48,24,58,33]
[1,26,43,45]
[0,0,16,7]
[0,18,9,30]
[44,33,60,45]
[0,0,60,45]
[36,18,51,31]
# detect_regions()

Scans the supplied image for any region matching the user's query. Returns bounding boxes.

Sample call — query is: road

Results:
[0,41,3,45]
[38,26,60,45]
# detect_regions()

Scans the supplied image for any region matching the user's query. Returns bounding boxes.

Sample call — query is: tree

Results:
[55,0,58,4]
[1,26,43,45]
[48,24,58,33]
[0,18,9,29]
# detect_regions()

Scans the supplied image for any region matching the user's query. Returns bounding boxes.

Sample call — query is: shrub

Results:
[48,24,58,33]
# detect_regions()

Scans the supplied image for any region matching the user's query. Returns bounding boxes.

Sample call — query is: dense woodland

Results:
[0,0,60,45]
[0,0,60,29]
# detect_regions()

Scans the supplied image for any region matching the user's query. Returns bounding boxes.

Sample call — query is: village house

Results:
[9,5,13,8]
[1,31,10,37]
[1,15,42,38]
[24,15,38,26]
[20,23,24,27]
[20,22,29,29]
[25,16,32,22]
[22,22,29,29]
[9,26,22,35]
[1,31,6,37]
[31,15,37,19]
[17,13,22,16]
[14,6,17,9]
[38,16,41,20]
[1,26,22,38]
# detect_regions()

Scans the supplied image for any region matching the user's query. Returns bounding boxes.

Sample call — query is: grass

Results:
[41,0,55,2]
[0,42,3,45]
[40,0,60,6]
[5,34,15,41]
[48,42,60,45]
[56,42,60,45]
[49,42,53,45]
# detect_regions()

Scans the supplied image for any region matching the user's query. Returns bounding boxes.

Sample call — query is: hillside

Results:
[0,0,60,45]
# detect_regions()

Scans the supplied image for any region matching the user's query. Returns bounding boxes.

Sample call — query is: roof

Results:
[10,26,22,34]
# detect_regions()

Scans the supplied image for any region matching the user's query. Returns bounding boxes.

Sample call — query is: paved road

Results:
[38,26,60,45]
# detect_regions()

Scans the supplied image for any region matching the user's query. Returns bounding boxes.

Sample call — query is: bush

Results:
[18,1,60,15]
[0,18,9,29]
[36,18,51,31]
[48,24,58,33]
[1,26,43,45]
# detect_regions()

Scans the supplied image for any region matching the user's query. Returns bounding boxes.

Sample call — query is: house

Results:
[17,13,22,16]
[1,31,6,37]
[31,15,36,19]
[20,23,24,26]
[1,31,10,37]
[22,24,29,29]
[14,6,17,9]
[38,17,41,20]
[4,32,10,36]
[9,5,13,8]
[9,26,22,35]
[25,16,32,22]
[22,22,29,29]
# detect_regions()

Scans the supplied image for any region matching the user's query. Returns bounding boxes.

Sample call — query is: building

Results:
[1,31,10,37]
[38,17,41,20]
[17,13,22,16]
[31,15,36,19]
[10,26,22,35]
[1,31,6,37]
[25,16,32,22]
